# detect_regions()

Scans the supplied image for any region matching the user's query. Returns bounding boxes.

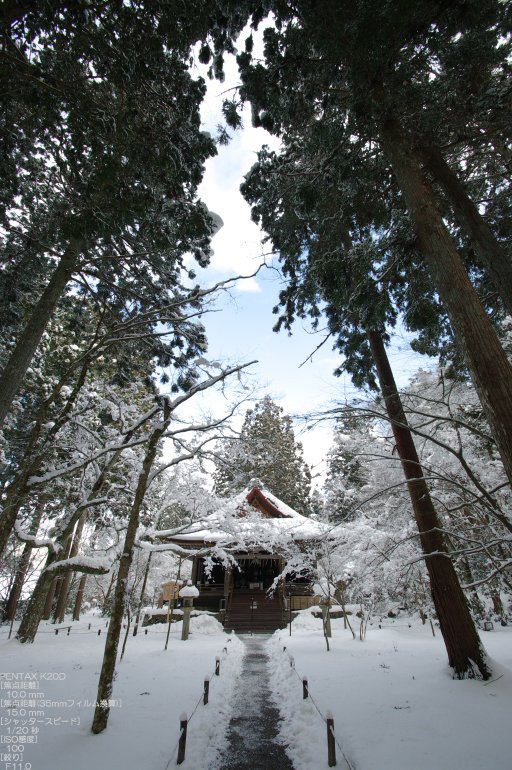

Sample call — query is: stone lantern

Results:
[179,580,199,641]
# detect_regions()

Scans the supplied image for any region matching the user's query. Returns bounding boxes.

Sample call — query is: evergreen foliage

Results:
[214,395,312,515]
[232,0,512,491]
[324,414,368,522]
[0,0,257,426]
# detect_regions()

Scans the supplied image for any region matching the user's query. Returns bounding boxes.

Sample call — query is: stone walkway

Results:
[216,635,295,770]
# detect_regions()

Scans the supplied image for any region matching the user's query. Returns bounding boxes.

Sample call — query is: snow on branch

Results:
[161,359,258,414]
[26,435,150,487]
[145,523,208,540]
[43,555,112,576]
[148,441,216,484]
[75,496,110,512]
[26,404,161,488]
[462,559,512,589]
[14,520,61,554]
[134,537,209,558]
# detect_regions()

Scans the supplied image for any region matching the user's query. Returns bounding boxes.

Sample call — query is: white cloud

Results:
[237,277,261,292]
[193,41,280,282]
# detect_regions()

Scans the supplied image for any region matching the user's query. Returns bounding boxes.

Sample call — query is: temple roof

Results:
[246,487,305,519]
[158,487,328,549]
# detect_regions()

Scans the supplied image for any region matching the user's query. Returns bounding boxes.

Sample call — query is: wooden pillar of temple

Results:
[224,565,232,599]
[191,556,199,585]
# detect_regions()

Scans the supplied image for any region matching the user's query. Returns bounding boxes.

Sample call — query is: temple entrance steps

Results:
[225,590,285,634]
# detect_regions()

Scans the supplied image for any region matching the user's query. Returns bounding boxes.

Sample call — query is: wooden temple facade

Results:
[160,487,322,633]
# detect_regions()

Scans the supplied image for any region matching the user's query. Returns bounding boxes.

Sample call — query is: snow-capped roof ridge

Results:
[251,487,308,521]
[157,486,328,547]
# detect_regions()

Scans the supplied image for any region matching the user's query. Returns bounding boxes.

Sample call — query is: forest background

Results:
[1,0,512,723]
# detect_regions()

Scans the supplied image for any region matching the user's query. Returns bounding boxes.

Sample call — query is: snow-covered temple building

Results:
[159,487,328,632]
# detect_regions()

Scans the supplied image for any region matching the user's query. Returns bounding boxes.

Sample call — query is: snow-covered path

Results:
[216,635,294,770]
[3,612,511,769]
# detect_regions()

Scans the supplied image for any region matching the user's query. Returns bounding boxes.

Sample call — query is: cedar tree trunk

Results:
[73,574,88,620]
[379,117,512,490]
[133,551,153,636]
[54,515,85,623]
[367,329,491,679]
[19,537,71,638]
[17,558,109,643]
[422,143,512,316]
[0,238,83,428]
[42,536,72,620]
[3,498,45,621]
[91,401,171,734]
[17,568,56,643]
[42,578,58,621]
[3,542,36,622]
[18,538,71,641]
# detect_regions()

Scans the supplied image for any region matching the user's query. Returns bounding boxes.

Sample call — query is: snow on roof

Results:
[164,487,329,548]
[258,488,307,520]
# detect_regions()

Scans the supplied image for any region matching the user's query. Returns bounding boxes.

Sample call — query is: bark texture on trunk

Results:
[17,569,56,644]
[43,537,72,621]
[73,574,88,621]
[20,537,71,639]
[3,543,35,622]
[422,143,512,316]
[367,329,490,679]
[3,498,45,621]
[54,514,85,623]
[92,402,171,734]
[379,118,512,491]
[0,466,41,559]
[42,578,58,621]
[0,239,83,427]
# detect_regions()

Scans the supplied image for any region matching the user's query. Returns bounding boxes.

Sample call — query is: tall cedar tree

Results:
[228,0,512,493]
[214,396,312,515]
[0,1,250,553]
[0,0,257,426]
[238,66,493,679]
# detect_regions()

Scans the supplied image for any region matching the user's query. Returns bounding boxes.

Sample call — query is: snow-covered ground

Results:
[0,612,244,770]
[1,610,511,770]
[269,610,512,770]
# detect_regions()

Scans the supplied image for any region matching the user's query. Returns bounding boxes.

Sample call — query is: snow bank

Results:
[290,607,323,632]
[178,632,244,770]
[141,606,168,616]
[4,610,511,770]
[266,617,512,770]
[267,636,327,770]
[0,613,244,770]
[190,614,225,635]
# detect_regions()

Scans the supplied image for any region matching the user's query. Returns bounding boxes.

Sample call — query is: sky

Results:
[178,35,435,484]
